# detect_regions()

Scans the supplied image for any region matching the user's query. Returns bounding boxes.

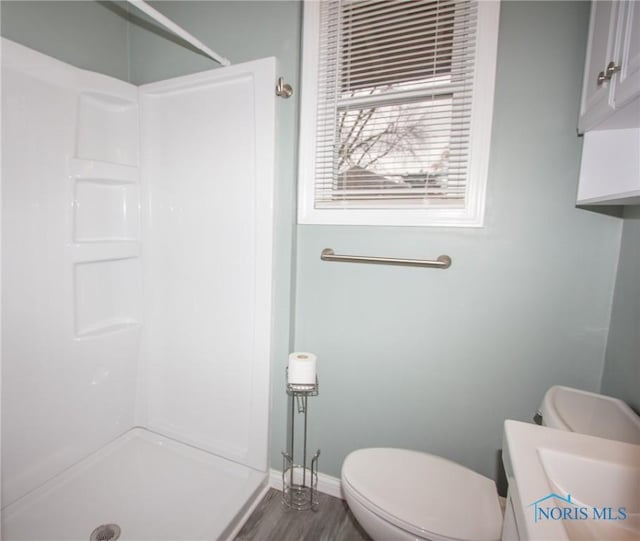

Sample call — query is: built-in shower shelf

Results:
[74,257,141,338]
[71,158,140,243]
[75,90,139,166]
[69,158,138,183]
[71,242,140,263]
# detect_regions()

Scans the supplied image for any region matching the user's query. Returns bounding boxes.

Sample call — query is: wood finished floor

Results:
[234,488,372,541]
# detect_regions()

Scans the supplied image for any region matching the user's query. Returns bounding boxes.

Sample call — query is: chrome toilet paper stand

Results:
[282,369,320,510]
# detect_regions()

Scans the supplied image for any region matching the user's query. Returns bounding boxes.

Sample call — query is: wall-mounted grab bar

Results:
[320,248,452,269]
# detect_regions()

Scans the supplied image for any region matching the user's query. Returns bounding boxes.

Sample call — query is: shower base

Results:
[2,428,267,541]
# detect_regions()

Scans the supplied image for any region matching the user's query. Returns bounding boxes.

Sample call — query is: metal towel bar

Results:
[320,248,451,269]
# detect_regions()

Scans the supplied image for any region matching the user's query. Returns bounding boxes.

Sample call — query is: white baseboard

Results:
[269,468,343,500]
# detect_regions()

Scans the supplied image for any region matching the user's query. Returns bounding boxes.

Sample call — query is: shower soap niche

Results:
[76,92,138,166]
[74,258,141,337]
[70,159,139,243]
[74,180,139,243]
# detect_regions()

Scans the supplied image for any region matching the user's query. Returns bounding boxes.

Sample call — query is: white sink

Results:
[502,420,640,541]
[538,446,640,540]
[539,386,640,445]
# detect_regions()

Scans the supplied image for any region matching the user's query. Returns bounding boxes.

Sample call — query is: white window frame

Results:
[297,0,501,227]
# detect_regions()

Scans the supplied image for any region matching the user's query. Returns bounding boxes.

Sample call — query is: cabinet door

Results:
[613,0,640,108]
[579,1,619,132]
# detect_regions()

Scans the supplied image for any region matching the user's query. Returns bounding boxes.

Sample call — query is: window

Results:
[298,0,500,226]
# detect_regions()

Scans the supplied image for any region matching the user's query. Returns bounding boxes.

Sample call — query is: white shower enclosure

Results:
[1,38,276,540]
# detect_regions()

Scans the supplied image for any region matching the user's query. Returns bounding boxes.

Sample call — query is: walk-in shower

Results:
[1,32,276,539]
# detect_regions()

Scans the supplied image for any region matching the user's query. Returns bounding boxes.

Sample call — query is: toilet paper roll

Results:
[287,352,317,385]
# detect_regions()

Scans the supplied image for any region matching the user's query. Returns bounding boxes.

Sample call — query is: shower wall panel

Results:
[2,38,276,510]
[137,60,276,472]
[1,39,141,505]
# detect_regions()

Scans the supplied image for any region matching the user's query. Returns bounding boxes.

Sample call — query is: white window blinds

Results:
[298,0,499,226]
[315,0,478,208]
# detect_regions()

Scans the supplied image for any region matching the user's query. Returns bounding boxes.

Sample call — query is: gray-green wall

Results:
[601,206,640,412]
[0,1,131,81]
[294,1,622,480]
[1,0,631,484]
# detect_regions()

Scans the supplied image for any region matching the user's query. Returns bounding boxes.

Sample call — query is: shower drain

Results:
[90,524,121,541]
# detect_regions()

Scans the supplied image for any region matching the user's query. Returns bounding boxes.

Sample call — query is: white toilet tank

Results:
[538,385,640,445]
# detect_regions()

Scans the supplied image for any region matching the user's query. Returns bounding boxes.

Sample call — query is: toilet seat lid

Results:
[342,448,503,541]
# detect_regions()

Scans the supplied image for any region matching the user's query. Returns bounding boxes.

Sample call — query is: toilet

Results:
[342,448,503,541]
[341,385,640,541]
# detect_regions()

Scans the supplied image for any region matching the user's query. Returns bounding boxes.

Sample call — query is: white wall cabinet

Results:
[577,1,640,206]
[577,128,640,204]
[579,0,640,132]
[614,1,640,108]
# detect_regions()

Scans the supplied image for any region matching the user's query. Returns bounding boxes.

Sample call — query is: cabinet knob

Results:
[605,61,620,78]
[597,71,607,86]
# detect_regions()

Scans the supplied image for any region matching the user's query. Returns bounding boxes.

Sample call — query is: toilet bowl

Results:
[341,386,639,541]
[342,448,503,541]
